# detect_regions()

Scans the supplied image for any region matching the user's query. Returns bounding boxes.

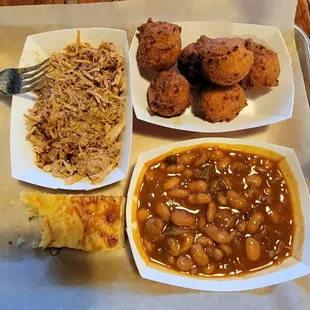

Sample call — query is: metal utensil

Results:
[0,58,49,95]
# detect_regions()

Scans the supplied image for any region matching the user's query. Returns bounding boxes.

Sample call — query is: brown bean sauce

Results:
[136,147,294,277]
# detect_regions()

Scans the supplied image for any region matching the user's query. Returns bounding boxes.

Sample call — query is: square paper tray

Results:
[126,138,310,291]
[10,28,133,191]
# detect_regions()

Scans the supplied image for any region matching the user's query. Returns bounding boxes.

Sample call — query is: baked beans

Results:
[137,146,294,277]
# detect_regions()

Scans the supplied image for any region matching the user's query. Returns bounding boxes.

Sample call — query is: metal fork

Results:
[0,58,49,95]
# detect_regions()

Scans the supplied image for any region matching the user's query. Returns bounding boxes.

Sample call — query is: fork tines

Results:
[19,58,50,93]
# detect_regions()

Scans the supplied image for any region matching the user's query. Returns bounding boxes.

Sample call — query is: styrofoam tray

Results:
[130,22,294,133]
[10,28,133,190]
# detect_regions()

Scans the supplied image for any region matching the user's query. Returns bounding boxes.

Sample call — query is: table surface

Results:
[0,0,309,36]
[0,0,309,309]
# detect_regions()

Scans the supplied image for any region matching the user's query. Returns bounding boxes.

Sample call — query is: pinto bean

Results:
[168,189,190,198]
[164,253,176,266]
[212,248,224,261]
[163,177,180,191]
[198,215,207,231]
[137,208,150,222]
[180,233,194,253]
[206,202,217,223]
[217,156,231,171]
[227,190,248,210]
[190,267,198,275]
[188,223,198,231]
[201,263,216,275]
[205,247,213,257]
[230,162,246,172]
[211,150,224,160]
[229,230,237,242]
[171,210,195,227]
[246,174,263,187]
[144,217,164,242]
[245,237,261,261]
[188,180,207,193]
[179,153,196,165]
[155,203,170,222]
[176,255,194,271]
[166,164,185,174]
[194,150,210,166]
[236,219,246,232]
[188,193,212,204]
[190,244,209,266]
[215,209,236,229]
[166,237,181,256]
[196,236,214,247]
[205,225,230,244]
[247,212,264,234]
[143,237,154,253]
[217,194,227,205]
[183,169,193,178]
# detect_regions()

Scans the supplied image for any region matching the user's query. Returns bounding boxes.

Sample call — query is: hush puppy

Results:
[147,70,192,117]
[137,18,182,71]
[196,36,254,86]
[177,43,205,83]
[240,42,280,89]
[200,83,247,122]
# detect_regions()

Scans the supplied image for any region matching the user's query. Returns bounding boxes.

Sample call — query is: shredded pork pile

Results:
[25,31,126,185]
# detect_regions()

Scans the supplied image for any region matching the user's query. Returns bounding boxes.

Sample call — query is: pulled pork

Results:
[24,31,126,185]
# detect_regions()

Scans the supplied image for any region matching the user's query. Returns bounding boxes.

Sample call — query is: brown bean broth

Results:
[137,147,294,276]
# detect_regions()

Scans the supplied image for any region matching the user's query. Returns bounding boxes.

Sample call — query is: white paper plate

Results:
[129,22,294,133]
[126,138,310,291]
[10,28,132,190]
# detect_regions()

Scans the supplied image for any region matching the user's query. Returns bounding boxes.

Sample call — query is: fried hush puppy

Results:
[177,36,212,83]
[177,43,205,83]
[137,18,182,71]
[196,36,254,86]
[147,70,192,117]
[240,42,280,89]
[200,83,247,122]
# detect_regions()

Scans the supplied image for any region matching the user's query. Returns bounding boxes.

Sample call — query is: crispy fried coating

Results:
[196,36,254,86]
[200,83,247,122]
[240,42,280,89]
[177,43,205,83]
[147,70,192,117]
[137,18,182,71]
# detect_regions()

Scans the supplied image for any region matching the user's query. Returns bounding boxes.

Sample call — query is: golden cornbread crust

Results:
[20,192,125,252]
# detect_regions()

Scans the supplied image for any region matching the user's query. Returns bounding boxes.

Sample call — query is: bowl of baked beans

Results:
[126,138,309,291]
